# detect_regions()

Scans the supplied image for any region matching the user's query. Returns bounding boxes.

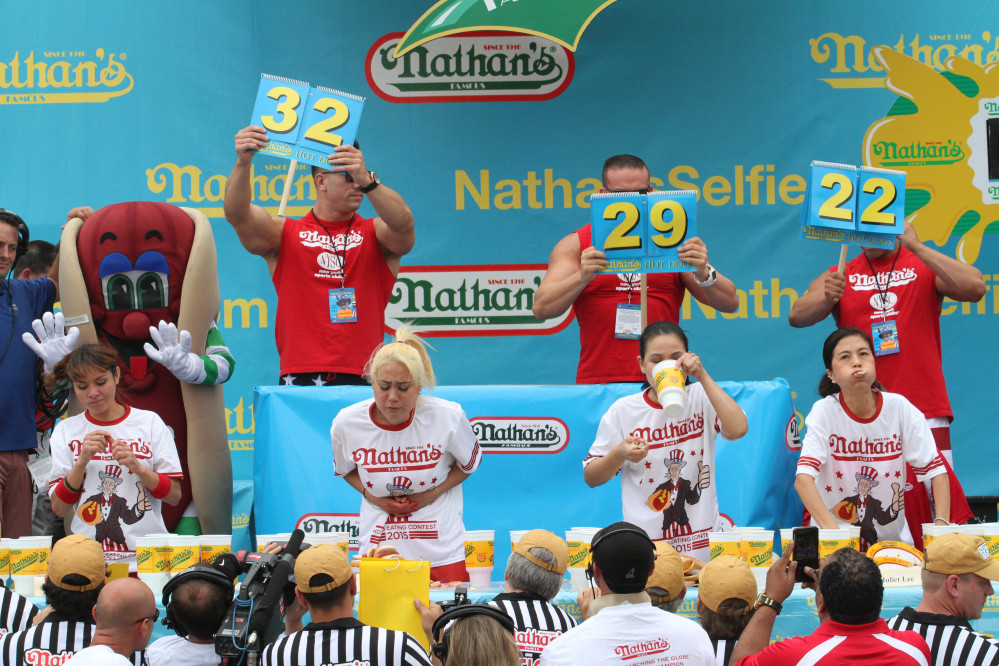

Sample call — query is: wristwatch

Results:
[695,263,718,287]
[754,592,782,615]
[359,171,380,193]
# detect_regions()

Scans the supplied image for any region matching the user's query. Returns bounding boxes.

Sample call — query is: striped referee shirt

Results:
[261,617,431,666]
[0,615,143,666]
[888,606,999,666]
[491,591,578,664]
[710,637,737,666]
[0,584,38,637]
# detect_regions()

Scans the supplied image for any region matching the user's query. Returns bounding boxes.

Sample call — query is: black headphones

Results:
[585,526,657,583]
[0,208,29,275]
[431,603,515,665]
[161,564,236,637]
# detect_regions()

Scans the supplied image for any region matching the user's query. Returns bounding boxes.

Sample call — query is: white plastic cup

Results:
[307,531,351,555]
[652,360,685,418]
[510,530,530,552]
[818,528,853,559]
[464,530,494,587]
[136,535,171,595]
[565,529,598,588]
[168,535,201,574]
[977,523,999,560]
[709,531,742,560]
[199,534,232,565]
[9,537,47,595]
[922,522,963,552]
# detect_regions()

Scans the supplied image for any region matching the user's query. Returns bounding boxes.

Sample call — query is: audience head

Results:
[818,548,883,624]
[13,239,56,279]
[589,522,656,594]
[921,532,999,620]
[645,542,685,612]
[294,544,354,612]
[432,605,519,666]
[93,578,158,652]
[163,560,234,641]
[696,555,757,639]
[506,529,569,601]
[43,534,107,620]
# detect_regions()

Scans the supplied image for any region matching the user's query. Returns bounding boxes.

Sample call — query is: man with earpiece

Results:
[539,522,715,666]
[0,208,59,538]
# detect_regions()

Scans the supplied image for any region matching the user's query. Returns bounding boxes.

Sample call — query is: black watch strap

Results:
[359,171,380,193]
[755,592,782,615]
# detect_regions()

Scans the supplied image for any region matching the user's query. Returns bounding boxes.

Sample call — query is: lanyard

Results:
[862,248,901,320]
[624,273,638,304]
[313,212,355,289]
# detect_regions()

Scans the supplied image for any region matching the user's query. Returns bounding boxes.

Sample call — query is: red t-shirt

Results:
[834,246,950,420]
[573,224,687,383]
[735,619,931,666]
[272,211,395,375]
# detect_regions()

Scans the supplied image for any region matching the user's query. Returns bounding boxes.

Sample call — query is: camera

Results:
[437,586,470,613]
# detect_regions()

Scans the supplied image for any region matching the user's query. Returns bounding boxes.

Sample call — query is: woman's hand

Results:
[367,492,418,517]
[617,436,649,464]
[110,439,143,475]
[78,430,112,466]
[675,351,704,381]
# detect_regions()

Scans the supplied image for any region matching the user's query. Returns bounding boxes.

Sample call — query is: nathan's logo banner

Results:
[366,32,573,103]
[799,161,904,249]
[0,48,133,104]
[296,512,361,552]
[250,74,365,168]
[386,264,571,336]
[470,417,569,454]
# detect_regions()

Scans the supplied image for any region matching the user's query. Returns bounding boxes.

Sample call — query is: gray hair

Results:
[505,548,562,600]
[647,587,682,613]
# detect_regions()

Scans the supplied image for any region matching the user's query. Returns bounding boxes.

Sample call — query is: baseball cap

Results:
[513,529,569,575]
[48,534,106,592]
[646,542,684,601]
[924,533,999,580]
[590,522,656,593]
[698,555,757,612]
[295,544,353,592]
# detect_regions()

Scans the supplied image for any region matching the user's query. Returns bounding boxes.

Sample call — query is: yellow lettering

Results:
[455,170,489,210]
[780,174,807,205]
[225,396,255,435]
[702,175,731,206]
[223,298,267,328]
[575,178,601,208]
[494,179,521,209]
[523,171,542,209]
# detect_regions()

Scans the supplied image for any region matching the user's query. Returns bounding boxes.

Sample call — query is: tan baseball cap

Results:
[513,529,569,575]
[924,533,999,580]
[646,542,684,601]
[698,555,757,612]
[295,544,353,592]
[48,534,106,592]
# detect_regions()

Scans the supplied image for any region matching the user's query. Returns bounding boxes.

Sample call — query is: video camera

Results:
[215,528,305,664]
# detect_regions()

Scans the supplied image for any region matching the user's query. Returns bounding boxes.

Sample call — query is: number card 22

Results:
[590,191,697,273]
[250,74,365,169]
[800,161,905,249]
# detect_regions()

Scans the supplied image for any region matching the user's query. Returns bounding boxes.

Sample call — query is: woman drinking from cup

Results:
[795,327,951,550]
[584,321,748,561]
[48,344,183,565]
[332,327,481,582]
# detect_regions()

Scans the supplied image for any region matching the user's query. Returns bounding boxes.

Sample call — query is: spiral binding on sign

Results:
[260,72,309,87]
[315,85,366,103]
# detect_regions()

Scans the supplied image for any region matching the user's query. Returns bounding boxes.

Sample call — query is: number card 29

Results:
[590,190,697,274]
[250,74,365,169]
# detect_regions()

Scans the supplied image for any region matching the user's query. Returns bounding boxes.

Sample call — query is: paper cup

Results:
[818,529,853,559]
[709,531,742,560]
[846,527,861,551]
[978,524,999,560]
[922,523,962,552]
[565,529,597,587]
[741,530,774,588]
[169,535,201,574]
[307,532,351,555]
[464,530,494,585]
[779,529,795,557]
[510,530,529,552]
[652,360,685,418]
[136,535,171,594]
[9,537,47,594]
[200,534,232,564]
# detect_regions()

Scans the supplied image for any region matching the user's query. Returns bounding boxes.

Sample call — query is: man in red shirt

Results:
[732,547,931,666]
[532,155,739,384]
[224,126,415,386]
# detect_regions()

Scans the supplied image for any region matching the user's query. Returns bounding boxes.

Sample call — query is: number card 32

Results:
[590,191,697,274]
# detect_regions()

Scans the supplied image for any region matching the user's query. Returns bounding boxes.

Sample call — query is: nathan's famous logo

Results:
[614,639,671,659]
[469,417,569,454]
[0,49,132,104]
[25,649,75,666]
[366,31,573,103]
[387,264,572,337]
[749,551,772,567]
[710,544,725,558]
[10,551,38,574]
[810,31,999,89]
[863,47,999,264]
[828,433,902,459]
[297,513,361,550]
[567,547,590,567]
[465,542,474,558]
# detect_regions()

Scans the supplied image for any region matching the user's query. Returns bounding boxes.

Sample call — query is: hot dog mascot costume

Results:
[58,201,232,535]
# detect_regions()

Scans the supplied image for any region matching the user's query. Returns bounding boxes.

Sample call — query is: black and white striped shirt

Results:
[491,592,578,664]
[0,615,143,666]
[0,584,38,637]
[710,637,737,666]
[887,606,999,666]
[261,617,431,666]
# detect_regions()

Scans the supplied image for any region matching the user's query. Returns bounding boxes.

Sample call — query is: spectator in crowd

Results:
[12,239,56,280]
[427,607,521,666]
[225,126,414,386]
[0,208,57,537]
[64,578,157,665]
[788,221,981,543]
[262,543,431,666]
[532,154,738,384]
[540,521,714,665]
[0,535,144,665]
[696,554,758,666]
[148,559,235,665]
[887,532,999,665]
[646,541,686,613]
[731,547,931,665]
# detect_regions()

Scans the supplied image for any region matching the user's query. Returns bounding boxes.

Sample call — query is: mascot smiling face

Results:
[76,202,195,383]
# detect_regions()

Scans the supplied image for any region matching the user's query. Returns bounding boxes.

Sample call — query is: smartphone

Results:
[792,526,820,583]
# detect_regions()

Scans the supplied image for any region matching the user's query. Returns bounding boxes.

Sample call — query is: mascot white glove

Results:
[143,320,204,384]
[22,312,81,373]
